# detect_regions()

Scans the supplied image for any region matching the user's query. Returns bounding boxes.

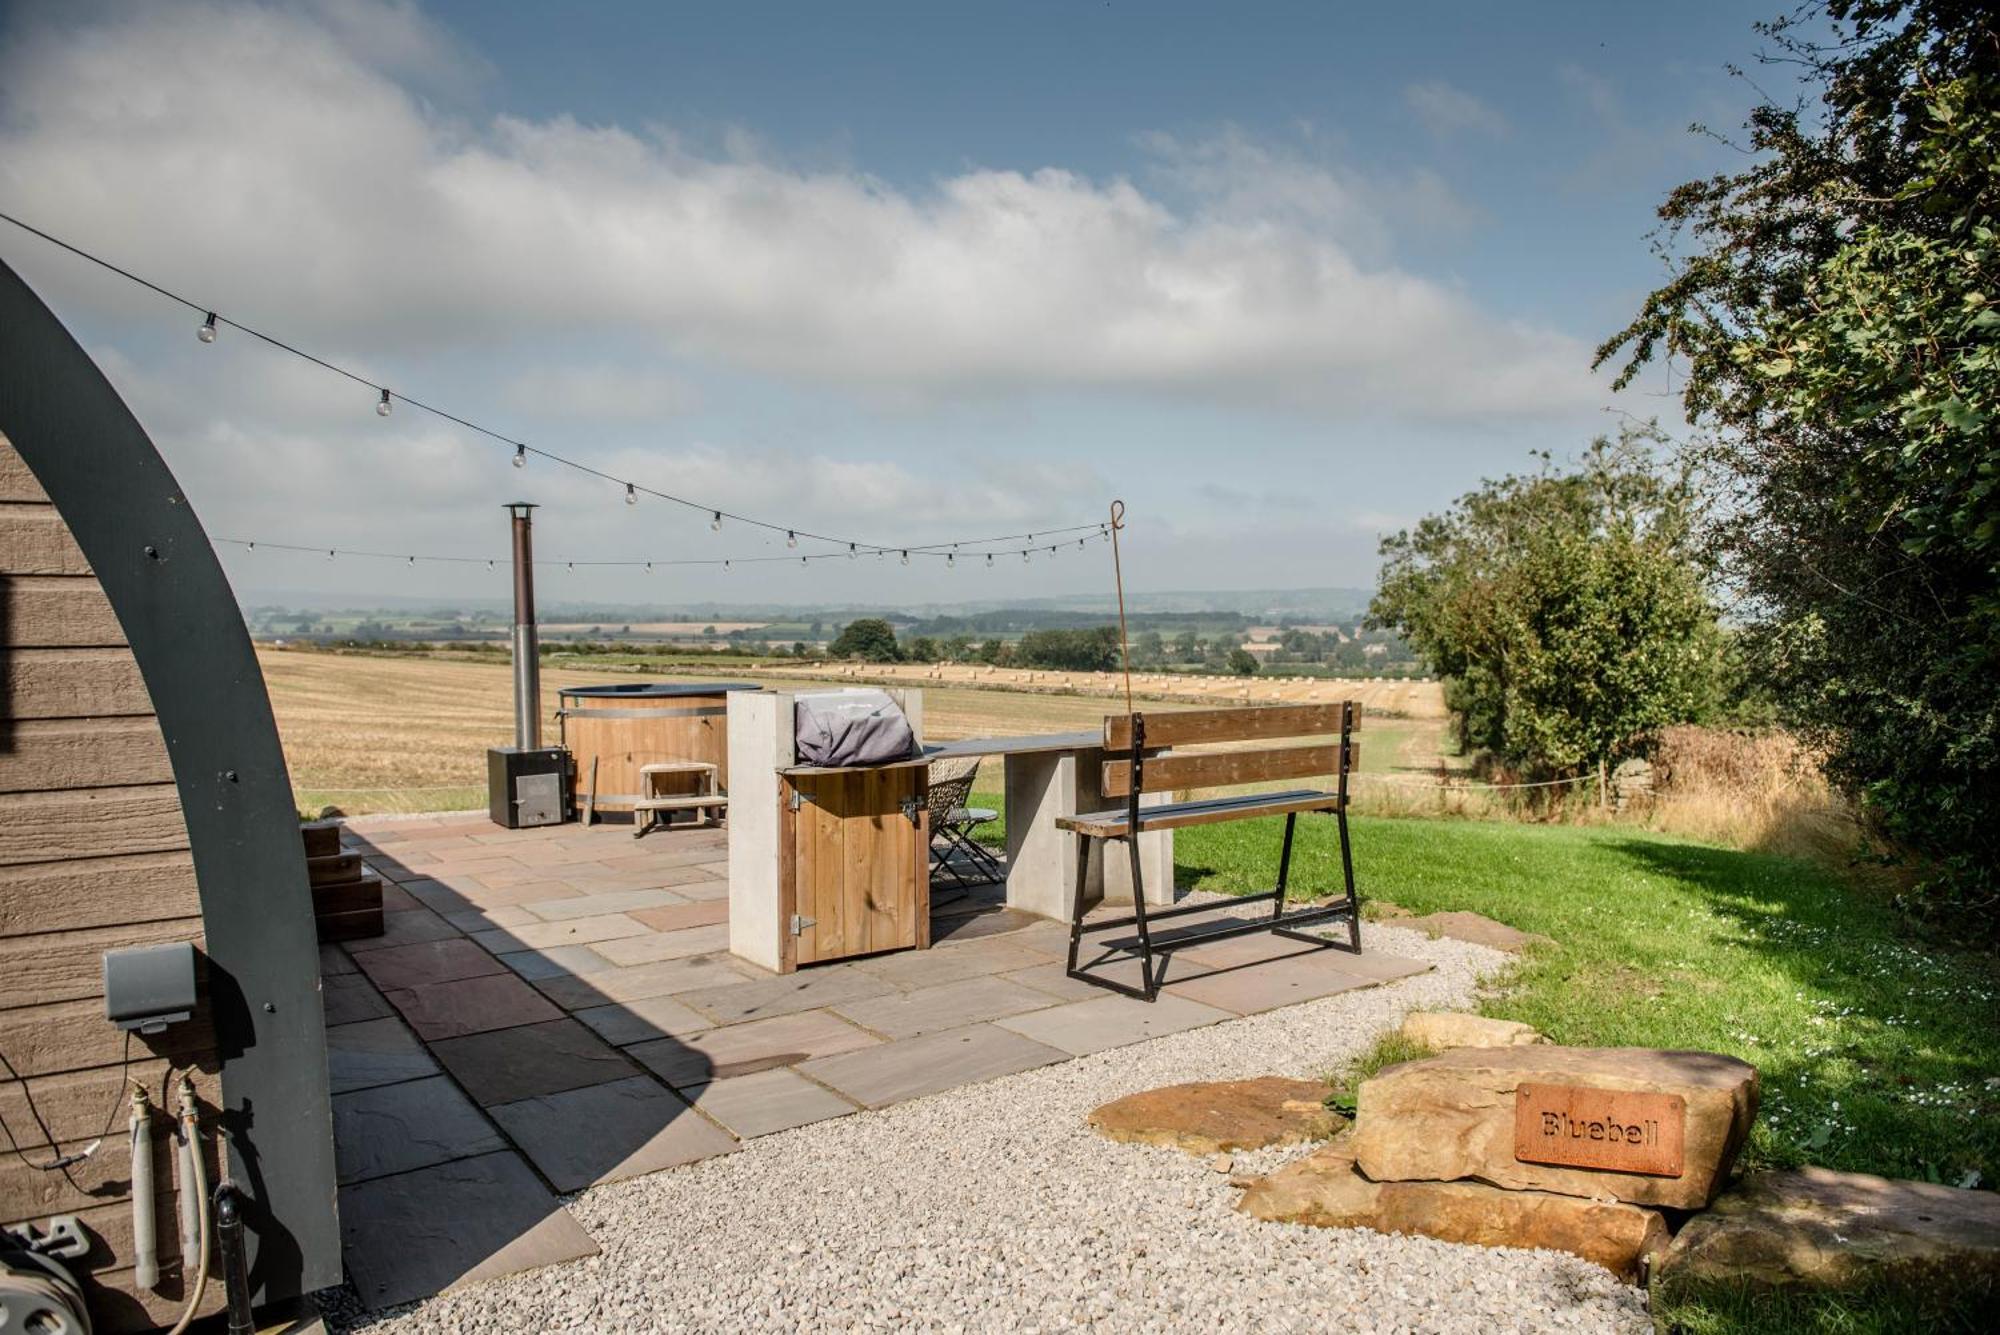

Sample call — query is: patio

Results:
[321,811,1431,1310]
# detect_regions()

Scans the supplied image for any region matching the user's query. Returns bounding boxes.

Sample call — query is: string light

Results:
[848,543,857,559]
[625,483,637,506]
[213,529,1114,569]
[1023,549,1031,564]
[711,511,722,531]
[900,550,909,566]
[986,553,995,567]
[946,552,954,568]
[0,208,1108,563]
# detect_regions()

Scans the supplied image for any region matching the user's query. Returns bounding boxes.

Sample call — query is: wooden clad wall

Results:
[0,434,226,1331]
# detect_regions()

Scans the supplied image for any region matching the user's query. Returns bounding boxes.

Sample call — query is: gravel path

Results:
[330,925,1651,1334]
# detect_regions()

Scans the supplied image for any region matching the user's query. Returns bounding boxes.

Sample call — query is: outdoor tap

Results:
[129,1085,158,1290]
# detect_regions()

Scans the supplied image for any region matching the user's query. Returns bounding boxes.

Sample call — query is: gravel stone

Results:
[324,924,1651,1333]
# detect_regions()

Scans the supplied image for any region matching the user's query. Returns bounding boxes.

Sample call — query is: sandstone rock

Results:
[1238,1136,1668,1280]
[1350,1046,1757,1209]
[1402,910,1553,953]
[1207,1153,1234,1174]
[1654,1167,2000,1302]
[1400,1011,1546,1050]
[1088,1077,1342,1155]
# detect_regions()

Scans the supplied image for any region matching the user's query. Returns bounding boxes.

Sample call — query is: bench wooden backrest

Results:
[1099,702,1360,798]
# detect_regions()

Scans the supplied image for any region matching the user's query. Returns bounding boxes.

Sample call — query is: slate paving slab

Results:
[628,1008,879,1087]
[994,992,1235,1056]
[830,974,1057,1040]
[319,944,357,976]
[337,1151,598,1310]
[533,952,757,1009]
[799,1023,1067,1109]
[384,972,563,1041]
[333,1075,508,1184]
[676,964,898,1026]
[325,1016,440,1095]
[344,907,460,953]
[352,937,508,992]
[683,1068,859,1139]
[323,973,393,1027]
[573,995,716,1047]
[430,1017,637,1107]
[488,1075,738,1192]
[441,905,537,933]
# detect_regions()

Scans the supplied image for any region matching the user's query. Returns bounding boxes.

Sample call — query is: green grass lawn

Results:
[968,796,1996,1327]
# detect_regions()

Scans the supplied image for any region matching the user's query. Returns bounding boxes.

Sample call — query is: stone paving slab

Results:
[333,1076,508,1185]
[533,952,758,1009]
[850,937,1057,991]
[591,923,732,967]
[629,1008,879,1087]
[830,974,1058,1040]
[385,972,563,1041]
[326,1016,440,1095]
[441,905,538,933]
[345,906,460,953]
[337,1150,598,1310]
[999,963,1111,1003]
[522,888,691,922]
[323,972,394,1027]
[628,900,730,934]
[430,1017,637,1107]
[498,944,625,982]
[353,937,508,992]
[1163,949,1388,1015]
[489,1075,738,1192]
[676,963,897,1025]
[471,913,653,953]
[799,1023,1068,1109]
[993,992,1236,1057]
[684,1068,859,1139]
[573,994,716,1047]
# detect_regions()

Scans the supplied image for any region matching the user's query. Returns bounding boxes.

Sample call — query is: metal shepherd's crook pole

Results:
[507,503,542,750]
[1108,499,1133,717]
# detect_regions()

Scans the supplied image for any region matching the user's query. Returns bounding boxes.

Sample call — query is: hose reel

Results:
[0,1238,93,1335]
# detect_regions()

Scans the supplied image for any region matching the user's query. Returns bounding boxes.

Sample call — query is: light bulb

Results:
[513,446,526,469]
[1026,533,1035,542]
[947,553,955,568]
[625,484,637,506]
[376,389,392,417]
[1078,539,1085,550]
[567,562,574,571]
[986,553,994,567]
[786,530,797,548]
[247,541,256,552]
[711,511,722,531]
[724,560,731,572]
[486,559,494,570]
[1022,550,1031,564]
[326,549,335,560]
[407,555,415,565]
[848,543,857,559]
[198,312,217,343]
[800,555,807,566]
[645,562,653,572]
[900,550,909,566]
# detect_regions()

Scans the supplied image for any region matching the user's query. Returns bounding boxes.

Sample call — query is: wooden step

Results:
[633,795,730,811]
[300,820,343,859]
[307,851,364,886]
[312,874,383,917]
[315,905,383,943]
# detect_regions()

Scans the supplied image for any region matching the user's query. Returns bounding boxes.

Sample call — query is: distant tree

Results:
[1371,430,1723,783]
[1227,647,1260,677]
[1015,626,1119,672]
[701,625,715,637]
[1131,630,1164,666]
[808,620,825,639]
[829,618,901,662]
[977,637,1011,666]
[791,641,809,658]
[1172,630,1202,664]
[907,636,941,662]
[944,634,975,662]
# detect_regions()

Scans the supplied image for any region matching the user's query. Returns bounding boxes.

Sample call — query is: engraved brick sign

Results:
[1514,1082,1686,1177]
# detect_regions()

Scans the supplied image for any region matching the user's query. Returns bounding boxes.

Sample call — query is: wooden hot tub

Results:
[558,682,762,815]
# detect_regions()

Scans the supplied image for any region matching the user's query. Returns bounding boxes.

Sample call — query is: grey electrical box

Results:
[103,942,197,1034]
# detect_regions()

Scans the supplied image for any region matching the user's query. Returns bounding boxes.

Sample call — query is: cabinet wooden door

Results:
[783,767,928,966]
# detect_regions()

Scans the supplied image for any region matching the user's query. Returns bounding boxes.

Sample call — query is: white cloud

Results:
[0,0,1599,422]
[1403,80,1509,140]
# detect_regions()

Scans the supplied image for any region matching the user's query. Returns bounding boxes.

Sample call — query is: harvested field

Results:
[259,649,1448,814]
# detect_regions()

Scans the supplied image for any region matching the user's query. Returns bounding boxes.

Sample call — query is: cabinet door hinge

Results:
[789,914,816,936]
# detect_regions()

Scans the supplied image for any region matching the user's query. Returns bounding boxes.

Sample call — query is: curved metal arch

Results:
[0,260,339,1302]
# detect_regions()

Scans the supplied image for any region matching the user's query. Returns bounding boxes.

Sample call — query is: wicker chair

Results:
[925,755,1002,895]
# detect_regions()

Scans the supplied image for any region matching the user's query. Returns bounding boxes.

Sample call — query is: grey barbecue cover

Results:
[792,689,916,766]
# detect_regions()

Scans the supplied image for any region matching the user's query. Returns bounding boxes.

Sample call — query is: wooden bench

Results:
[634,761,728,838]
[1055,702,1362,1000]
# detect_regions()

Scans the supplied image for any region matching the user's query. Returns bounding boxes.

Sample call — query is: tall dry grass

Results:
[1639,725,1863,865]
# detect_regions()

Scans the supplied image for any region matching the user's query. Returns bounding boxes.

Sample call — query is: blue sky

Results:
[0,0,1792,606]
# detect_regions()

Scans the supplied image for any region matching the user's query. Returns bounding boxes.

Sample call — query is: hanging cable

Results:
[211,530,1112,568]
[0,208,1105,558]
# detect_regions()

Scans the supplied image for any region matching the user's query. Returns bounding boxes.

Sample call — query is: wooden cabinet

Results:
[779,765,928,966]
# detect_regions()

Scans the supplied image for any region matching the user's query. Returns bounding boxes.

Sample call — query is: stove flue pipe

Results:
[506,503,542,751]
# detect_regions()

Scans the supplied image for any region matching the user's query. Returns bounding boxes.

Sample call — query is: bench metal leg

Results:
[1065,832,1091,978]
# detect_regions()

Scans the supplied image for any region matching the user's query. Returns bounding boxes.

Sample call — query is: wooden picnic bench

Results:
[1056,701,1362,1000]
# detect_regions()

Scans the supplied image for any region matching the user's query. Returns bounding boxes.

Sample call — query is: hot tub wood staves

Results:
[558,682,761,817]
